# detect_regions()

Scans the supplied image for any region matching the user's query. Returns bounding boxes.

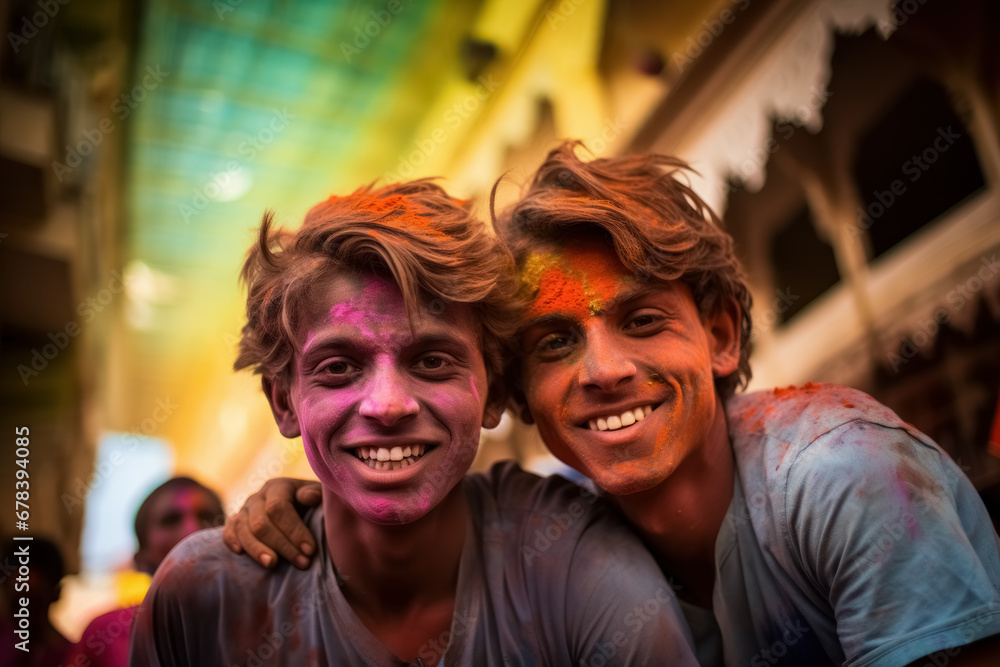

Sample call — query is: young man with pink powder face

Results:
[129,180,698,666]
[230,144,1000,667]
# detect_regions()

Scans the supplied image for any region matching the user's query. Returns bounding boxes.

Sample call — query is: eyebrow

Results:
[519,285,670,330]
[301,335,358,359]
[517,312,584,335]
[408,332,475,355]
[301,331,476,359]
[599,285,666,314]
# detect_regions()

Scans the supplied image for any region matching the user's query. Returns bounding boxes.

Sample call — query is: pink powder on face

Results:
[327,276,407,341]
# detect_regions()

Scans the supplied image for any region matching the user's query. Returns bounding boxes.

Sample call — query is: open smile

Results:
[353,444,435,471]
[579,403,662,432]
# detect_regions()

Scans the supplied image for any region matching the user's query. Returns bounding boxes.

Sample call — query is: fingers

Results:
[295,481,323,507]
[225,478,318,569]
[232,506,278,568]
[223,505,275,567]
[260,491,313,567]
[288,481,322,557]
[221,516,245,555]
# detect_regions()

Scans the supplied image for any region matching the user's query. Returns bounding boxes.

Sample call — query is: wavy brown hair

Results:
[235,180,519,380]
[494,141,753,398]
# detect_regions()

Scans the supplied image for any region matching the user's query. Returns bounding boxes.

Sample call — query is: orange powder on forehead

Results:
[528,266,590,320]
[522,244,633,320]
[564,242,632,314]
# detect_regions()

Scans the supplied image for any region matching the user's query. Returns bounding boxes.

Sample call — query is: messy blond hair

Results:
[236,180,519,379]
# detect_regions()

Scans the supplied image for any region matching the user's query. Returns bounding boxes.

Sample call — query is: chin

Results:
[591,460,671,496]
[358,493,436,525]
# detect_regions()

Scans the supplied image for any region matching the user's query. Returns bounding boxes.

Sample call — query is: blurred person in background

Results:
[64,477,224,667]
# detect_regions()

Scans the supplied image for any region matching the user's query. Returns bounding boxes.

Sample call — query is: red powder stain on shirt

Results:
[528,267,590,320]
[842,401,855,409]
[772,382,821,398]
[775,440,792,470]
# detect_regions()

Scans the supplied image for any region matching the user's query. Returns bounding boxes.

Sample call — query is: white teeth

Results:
[588,405,655,431]
[357,445,431,469]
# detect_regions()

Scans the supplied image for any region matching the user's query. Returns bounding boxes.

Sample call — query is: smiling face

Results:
[267,273,497,525]
[518,239,739,495]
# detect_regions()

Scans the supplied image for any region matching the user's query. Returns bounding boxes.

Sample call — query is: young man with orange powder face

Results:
[129,180,698,666]
[229,143,1000,667]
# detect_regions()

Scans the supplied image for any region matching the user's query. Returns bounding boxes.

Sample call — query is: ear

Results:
[263,374,301,438]
[518,403,535,424]
[481,375,506,429]
[704,296,741,378]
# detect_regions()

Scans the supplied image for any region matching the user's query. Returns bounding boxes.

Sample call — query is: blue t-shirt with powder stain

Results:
[699,383,1000,667]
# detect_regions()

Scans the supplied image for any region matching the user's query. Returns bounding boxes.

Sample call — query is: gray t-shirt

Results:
[705,384,1000,667]
[130,461,697,666]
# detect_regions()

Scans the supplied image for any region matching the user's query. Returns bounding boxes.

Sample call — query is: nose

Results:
[359,359,420,426]
[180,513,202,538]
[578,321,636,391]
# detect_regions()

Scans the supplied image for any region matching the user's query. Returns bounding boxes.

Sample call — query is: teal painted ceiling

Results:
[128,0,481,292]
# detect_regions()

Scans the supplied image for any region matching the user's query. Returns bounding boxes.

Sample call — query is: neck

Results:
[610,395,734,608]
[323,483,468,618]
